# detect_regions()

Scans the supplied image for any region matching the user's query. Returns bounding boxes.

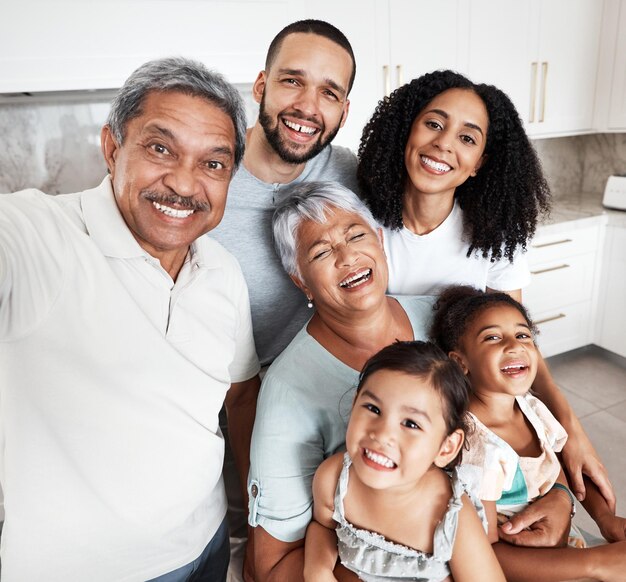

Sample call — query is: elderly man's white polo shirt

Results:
[0,178,259,581]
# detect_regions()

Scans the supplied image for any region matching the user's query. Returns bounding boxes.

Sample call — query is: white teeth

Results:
[364,448,395,468]
[284,119,317,134]
[153,201,195,218]
[501,364,526,372]
[339,269,372,288]
[421,155,451,172]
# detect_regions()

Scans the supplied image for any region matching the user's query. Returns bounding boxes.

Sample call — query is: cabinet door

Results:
[533,0,603,135]
[388,0,467,91]
[608,0,626,128]
[0,0,294,92]
[597,225,626,358]
[466,0,603,137]
[465,0,536,129]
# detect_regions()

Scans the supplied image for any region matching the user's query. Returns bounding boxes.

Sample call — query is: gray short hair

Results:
[272,181,379,277]
[107,57,247,168]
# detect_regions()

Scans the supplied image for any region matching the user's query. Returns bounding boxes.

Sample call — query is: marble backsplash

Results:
[0,93,625,198]
[533,133,626,198]
[0,87,259,195]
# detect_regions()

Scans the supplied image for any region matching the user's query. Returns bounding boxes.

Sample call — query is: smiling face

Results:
[346,369,461,492]
[404,88,488,202]
[452,304,538,398]
[254,32,352,164]
[101,90,236,277]
[291,207,387,317]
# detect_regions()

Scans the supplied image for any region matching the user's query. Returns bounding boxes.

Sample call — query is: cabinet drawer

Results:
[528,225,600,266]
[531,301,593,358]
[524,252,596,314]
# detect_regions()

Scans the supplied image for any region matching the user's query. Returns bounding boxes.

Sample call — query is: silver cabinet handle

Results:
[532,238,572,249]
[383,65,390,96]
[396,64,403,88]
[531,264,570,275]
[539,61,548,123]
[535,313,566,325]
[529,62,538,123]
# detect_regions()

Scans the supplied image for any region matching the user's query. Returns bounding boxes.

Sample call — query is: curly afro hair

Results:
[357,70,551,262]
[430,285,537,355]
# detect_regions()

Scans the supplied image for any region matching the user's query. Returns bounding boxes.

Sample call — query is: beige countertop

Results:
[539,191,626,233]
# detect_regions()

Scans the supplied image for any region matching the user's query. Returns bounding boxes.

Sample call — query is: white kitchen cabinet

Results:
[596,222,626,357]
[0,0,295,92]
[524,217,605,357]
[466,0,603,137]
[607,1,626,129]
[384,0,467,95]
[466,0,535,125]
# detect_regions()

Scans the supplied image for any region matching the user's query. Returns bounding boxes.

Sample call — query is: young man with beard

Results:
[211,19,358,369]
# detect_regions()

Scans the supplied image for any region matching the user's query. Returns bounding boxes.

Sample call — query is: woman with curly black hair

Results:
[357,70,551,301]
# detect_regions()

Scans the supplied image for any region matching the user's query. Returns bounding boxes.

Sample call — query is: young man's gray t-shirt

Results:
[210,145,359,366]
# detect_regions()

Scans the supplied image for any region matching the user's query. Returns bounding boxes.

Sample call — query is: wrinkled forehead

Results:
[296,206,375,241]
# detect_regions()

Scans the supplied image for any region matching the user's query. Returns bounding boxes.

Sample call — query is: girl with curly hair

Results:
[430,285,626,582]
[357,70,551,301]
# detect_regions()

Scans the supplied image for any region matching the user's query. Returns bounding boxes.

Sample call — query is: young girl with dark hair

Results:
[304,341,505,582]
[431,286,626,581]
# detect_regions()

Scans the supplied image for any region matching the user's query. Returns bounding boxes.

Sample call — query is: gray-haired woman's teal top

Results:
[248,295,436,542]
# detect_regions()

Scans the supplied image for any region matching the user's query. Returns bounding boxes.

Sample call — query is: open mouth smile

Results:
[500,362,529,376]
[152,201,195,219]
[421,155,452,173]
[363,448,396,470]
[339,268,372,289]
[283,118,319,136]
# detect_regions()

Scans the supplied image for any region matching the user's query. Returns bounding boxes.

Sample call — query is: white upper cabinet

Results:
[466,0,603,137]
[385,0,467,92]
[595,0,626,130]
[607,1,626,128]
[0,0,295,92]
[535,0,603,136]
[465,1,535,126]
[1,0,611,141]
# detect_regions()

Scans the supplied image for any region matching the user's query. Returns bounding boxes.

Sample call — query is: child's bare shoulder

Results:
[314,453,344,488]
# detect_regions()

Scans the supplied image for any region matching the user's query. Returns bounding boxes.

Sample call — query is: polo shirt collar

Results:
[82,176,220,270]
[82,176,146,259]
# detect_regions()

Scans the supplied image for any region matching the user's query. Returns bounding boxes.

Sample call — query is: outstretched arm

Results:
[531,355,615,510]
[449,495,505,582]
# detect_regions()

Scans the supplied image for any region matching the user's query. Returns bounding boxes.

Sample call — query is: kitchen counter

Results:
[538,191,626,236]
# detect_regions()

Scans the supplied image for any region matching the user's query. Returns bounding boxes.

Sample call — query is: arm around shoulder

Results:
[532,354,615,510]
